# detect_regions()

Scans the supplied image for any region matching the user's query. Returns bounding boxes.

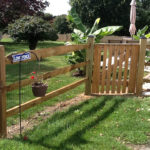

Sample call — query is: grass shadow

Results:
[14,96,126,150]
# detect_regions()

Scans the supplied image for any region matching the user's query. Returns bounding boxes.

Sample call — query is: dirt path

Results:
[126,143,150,150]
[116,137,150,150]
[7,94,93,138]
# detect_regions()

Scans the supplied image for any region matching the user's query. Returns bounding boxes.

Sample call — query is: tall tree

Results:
[0,0,49,30]
[69,0,150,35]
[8,16,58,50]
[53,15,73,34]
[136,0,150,32]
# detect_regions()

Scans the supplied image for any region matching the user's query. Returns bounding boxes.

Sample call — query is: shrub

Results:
[8,16,58,50]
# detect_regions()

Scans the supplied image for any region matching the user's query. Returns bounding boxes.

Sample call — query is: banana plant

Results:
[66,8,122,75]
[133,25,150,40]
[68,8,122,43]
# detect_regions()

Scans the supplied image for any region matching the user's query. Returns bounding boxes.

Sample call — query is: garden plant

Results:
[66,8,122,75]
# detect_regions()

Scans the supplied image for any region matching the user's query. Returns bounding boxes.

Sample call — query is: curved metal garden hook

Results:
[18,51,40,138]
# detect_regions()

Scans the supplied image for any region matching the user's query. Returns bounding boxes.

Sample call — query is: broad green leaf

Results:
[69,8,86,33]
[133,35,140,40]
[137,29,142,37]
[74,29,84,38]
[145,33,150,38]
[93,26,122,37]
[141,25,148,35]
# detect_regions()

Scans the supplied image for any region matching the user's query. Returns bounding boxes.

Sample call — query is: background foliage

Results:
[8,16,58,50]
[69,0,150,35]
[0,0,49,30]
[53,15,73,34]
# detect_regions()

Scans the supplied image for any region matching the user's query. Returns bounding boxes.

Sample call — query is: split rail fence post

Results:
[0,45,7,138]
[136,37,147,95]
[85,35,95,95]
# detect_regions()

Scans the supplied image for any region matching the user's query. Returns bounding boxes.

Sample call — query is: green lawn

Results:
[0,96,150,150]
[1,38,85,125]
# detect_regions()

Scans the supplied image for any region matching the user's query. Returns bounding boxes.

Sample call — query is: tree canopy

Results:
[69,0,150,35]
[136,0,150,31]
[53,15,73,34]
[0,0,49,30]
[8,16,58,50]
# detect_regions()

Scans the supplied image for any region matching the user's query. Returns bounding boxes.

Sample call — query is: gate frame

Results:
[91,37,147,95]
[136,37,147,95]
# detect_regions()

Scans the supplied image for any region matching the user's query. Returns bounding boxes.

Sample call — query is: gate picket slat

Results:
[128,45,139,93]
[92,47,101,93]
[106,45,113,93]
[101,45,107,93]
[133,46,139,92]
[117,46,124,93]
[122,46,130,93]
[111,46,119,93]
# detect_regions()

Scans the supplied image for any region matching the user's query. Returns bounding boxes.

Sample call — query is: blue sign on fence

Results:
[12,52,31,62]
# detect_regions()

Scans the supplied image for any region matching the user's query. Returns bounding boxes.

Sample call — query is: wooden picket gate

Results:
[91,39,147,95]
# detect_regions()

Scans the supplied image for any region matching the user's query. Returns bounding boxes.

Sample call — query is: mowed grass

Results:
[0,96,150,150]
[1,38,84,125]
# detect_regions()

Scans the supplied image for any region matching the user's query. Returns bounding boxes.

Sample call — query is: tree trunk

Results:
[29,39,38,50]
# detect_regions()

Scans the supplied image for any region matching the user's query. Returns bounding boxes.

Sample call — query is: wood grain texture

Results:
[106,45,113,93]
[0,46,7,137]
[85,36,95,95]
[111,46,119,93]
[143,78,150,83]
[92,47,101,93]
[145,62,150,66]
[101,45,107,93]
[122,46,130,93]
[128,45,139,93]
[5,44,89,64]
[136,39,147,95]
[117,46,124,93]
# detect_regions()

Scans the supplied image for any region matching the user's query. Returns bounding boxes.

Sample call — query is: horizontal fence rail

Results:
[145,62,150,66]
[5,44,89,64]
[6,78,87,117]
[6,61,89,92]
[143,73,150,83]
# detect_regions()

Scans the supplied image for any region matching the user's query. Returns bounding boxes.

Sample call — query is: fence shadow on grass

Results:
[14,96,126,150]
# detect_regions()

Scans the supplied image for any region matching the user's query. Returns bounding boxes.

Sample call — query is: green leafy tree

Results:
[53,15,73,34]
[41,13,54,22]
[8,16,58,50]
[0,0,49,30]
[136,1,150,32]
[69,0,150,35]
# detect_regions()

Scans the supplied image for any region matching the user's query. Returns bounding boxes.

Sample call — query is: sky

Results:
[45,0,71,16]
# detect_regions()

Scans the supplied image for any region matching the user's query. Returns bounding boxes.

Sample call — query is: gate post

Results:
[136,37,147,95]
[85,35,95,95]
[0,45,7,138]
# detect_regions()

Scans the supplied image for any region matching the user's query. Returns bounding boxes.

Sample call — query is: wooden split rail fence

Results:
[0,36,149,138]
